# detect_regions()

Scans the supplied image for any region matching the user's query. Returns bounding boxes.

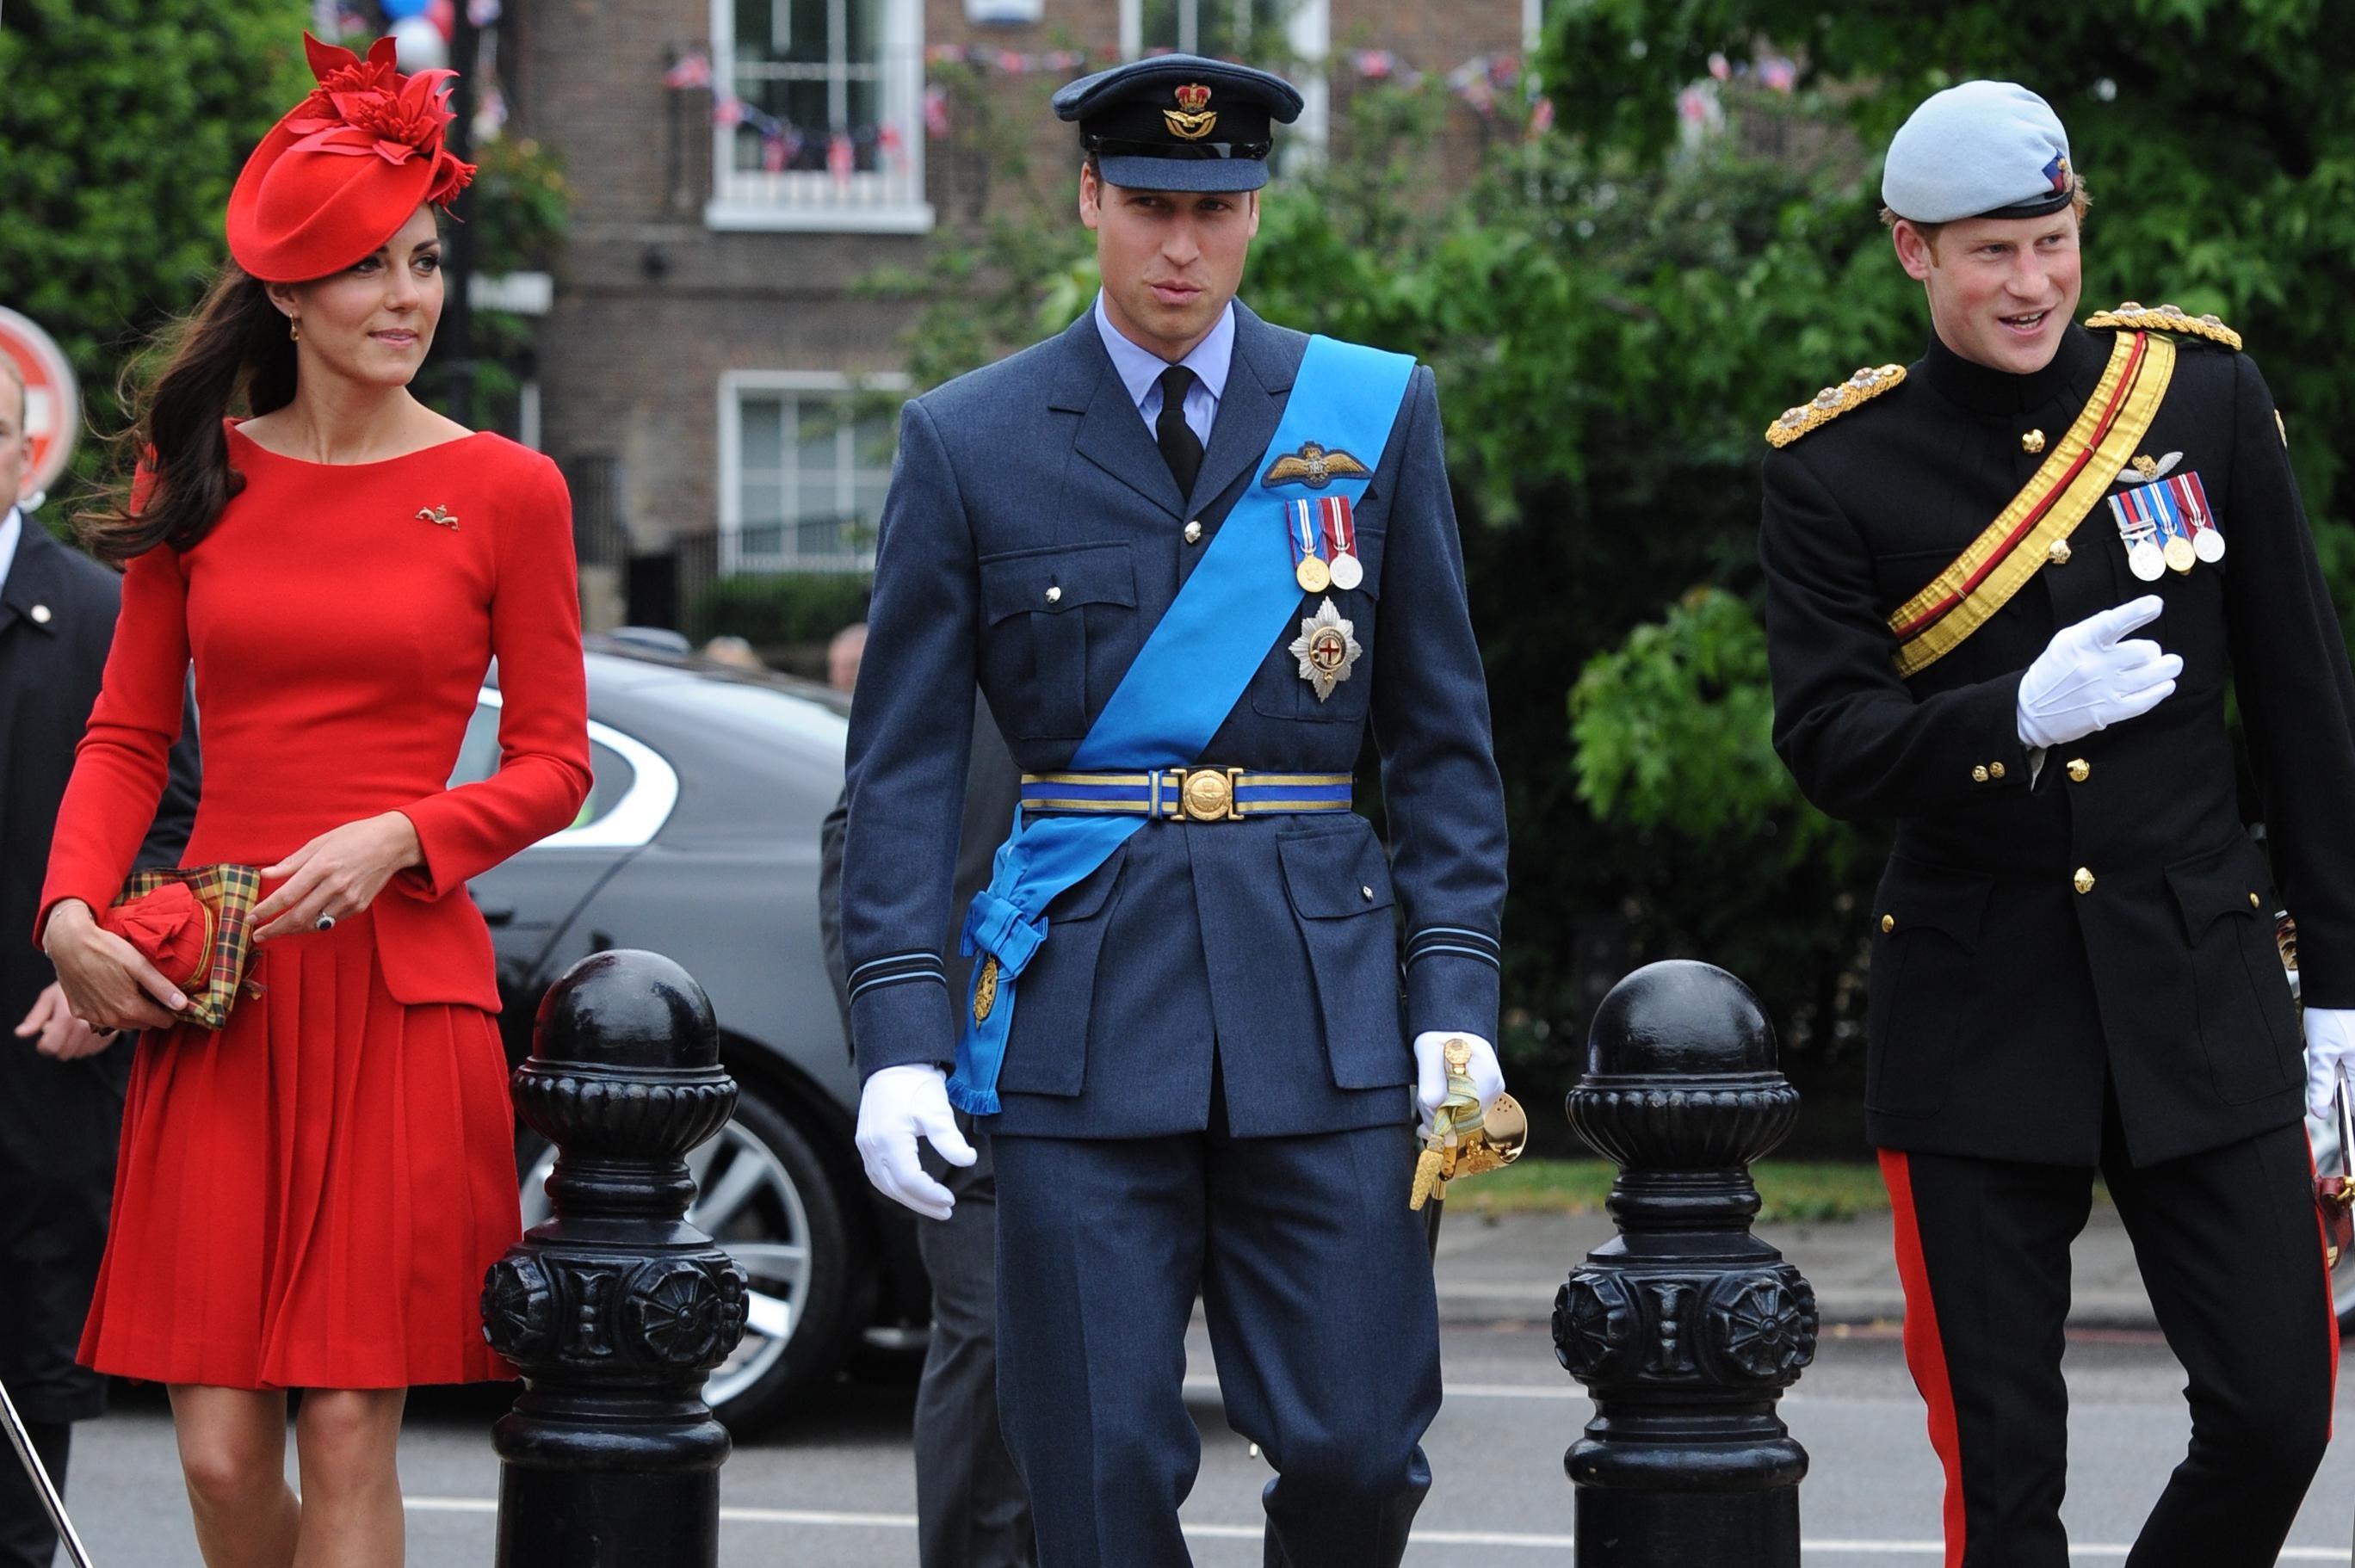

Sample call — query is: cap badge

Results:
[1262,441,1370,490]
[415,505,459,530]
[1290,596,1362,702]
[2044,152,2070,193]
[1165,83,1218,141]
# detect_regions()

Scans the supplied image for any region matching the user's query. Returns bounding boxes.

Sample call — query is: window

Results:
[708,0,931,231]
[455,698,680,849]
[1136,0,1289,56]
[719,372,906,574]
[1120,0,1327,152]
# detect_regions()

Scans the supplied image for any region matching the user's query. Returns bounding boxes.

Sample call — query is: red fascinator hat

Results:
[226,33,477,283]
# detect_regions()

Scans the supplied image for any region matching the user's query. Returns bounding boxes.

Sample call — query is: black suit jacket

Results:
[1759,322,2355,1167]
[1,521,200,1182]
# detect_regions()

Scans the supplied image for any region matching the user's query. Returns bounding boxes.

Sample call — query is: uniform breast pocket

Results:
[978,541,1139,741]
[1252,562,1381,725]
[2165,835,2300,1105]
[1278,823,1408,1089]
[1866,859,1992,1119]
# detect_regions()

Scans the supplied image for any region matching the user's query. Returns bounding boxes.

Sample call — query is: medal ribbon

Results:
[948,336,1416,1115]
[1320,497,1359,568]
[1289,499,1327,576]
[1888,331,2175,678]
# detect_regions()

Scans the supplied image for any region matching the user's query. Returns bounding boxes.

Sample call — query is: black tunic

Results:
[1759,320,2355,1166]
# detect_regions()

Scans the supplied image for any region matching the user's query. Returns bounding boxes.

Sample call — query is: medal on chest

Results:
[1287,496,1363,594]
[1289,596,1363,702]
[2108,469,2219,580]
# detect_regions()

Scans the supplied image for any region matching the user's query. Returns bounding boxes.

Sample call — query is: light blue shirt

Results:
[0,507,19,599]
[1092,291,1231,450]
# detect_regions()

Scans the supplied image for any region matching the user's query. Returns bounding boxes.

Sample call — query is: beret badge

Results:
[1165,83,1217,141]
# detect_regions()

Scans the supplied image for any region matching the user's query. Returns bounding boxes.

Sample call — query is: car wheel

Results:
[517,1082,872,1434]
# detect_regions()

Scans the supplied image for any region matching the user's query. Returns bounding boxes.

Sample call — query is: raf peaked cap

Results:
[1053,54,1304,193]
[1882,80,2075,225]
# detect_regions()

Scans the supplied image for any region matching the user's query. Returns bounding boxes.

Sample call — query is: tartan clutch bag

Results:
[102,865,263,1030]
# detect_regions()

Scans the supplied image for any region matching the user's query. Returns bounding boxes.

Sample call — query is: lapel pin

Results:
[29,603,51,625]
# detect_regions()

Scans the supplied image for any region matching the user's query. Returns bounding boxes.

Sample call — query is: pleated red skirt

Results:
[78,907,522,1389]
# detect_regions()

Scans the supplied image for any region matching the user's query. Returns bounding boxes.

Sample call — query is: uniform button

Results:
[2067,757,2090,783]
[1045,585,1062,604]
[1361,886,1375,902]
[2074,867,2096,895]
[1881,914,1895,934]
[2022,429,2047,454]
[28,603,51,625]
[1184,520,1204,546]
[1971,765,1989,783]
[2047,539,2072,565]
[2250,892,2262,909]
[1989,761,2006,780]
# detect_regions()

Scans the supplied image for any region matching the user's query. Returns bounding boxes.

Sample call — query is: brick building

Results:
[505,0,1541,630]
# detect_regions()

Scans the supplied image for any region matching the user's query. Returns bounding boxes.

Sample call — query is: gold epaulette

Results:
[2084,300,2242,352]
[1765,364,1907,448]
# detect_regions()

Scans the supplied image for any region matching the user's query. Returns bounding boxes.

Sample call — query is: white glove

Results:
[2016,596,2182,750]
[1413,1030,1506,1139]
[854,1065,977,1221]
[2304,1009,2355,1122]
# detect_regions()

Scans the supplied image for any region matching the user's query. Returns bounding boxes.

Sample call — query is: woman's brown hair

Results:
[79,265,297,561]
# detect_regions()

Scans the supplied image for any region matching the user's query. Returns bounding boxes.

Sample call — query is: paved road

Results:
[54,1323,2355,1565]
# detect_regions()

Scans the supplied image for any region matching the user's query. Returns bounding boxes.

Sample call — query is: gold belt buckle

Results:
[1174,766,1245,823]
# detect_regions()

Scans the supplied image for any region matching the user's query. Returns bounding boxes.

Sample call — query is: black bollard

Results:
[1553,959,1817,1567]
[480,950,750,1568]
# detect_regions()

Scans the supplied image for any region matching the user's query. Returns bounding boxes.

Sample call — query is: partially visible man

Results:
[0,357,200,1566]
[826,621,867,694]
[819,688,1031,1568]
[1759,82,2352,1566]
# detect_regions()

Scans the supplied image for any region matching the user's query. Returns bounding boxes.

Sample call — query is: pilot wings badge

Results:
[1165,83,1217,141]
[1289,597,1362,702]
[1262,441,1371,490]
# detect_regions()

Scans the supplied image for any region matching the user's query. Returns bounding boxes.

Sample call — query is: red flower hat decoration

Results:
[226,34,478,282]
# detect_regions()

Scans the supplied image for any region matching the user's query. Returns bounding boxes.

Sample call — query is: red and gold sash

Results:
[1888,331,2174,677]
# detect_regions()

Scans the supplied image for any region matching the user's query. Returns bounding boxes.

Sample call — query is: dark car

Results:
[453,635,920,1433]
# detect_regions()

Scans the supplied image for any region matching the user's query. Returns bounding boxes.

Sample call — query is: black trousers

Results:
[916,1124,1035,1568]
[992,1117,1438,1568]
[0,1422,68,1568]
[1882,1106,2335,1568]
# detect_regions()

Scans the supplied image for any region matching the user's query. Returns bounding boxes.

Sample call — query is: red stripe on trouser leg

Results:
[1880,1150,1965,1568]
[2302,1131,2340,1436]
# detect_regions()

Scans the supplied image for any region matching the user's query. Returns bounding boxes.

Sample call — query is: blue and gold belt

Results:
[1019,768,1353,823]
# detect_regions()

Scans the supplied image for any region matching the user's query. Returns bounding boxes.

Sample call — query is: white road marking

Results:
[394,1500,2352,1559]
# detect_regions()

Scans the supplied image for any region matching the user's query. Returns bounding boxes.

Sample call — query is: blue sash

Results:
[948,335,1417,1114]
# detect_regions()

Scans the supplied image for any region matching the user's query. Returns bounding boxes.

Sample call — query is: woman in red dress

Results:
[35,35,589,1567]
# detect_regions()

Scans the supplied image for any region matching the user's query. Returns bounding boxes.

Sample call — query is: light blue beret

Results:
[1882,81,2075,225]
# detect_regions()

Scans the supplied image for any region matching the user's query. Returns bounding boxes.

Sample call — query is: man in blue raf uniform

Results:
[838,52,1508,1568]
[1760,82,2355,1566]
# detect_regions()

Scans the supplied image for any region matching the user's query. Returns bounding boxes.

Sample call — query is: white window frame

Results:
[718,370,910,575]
[1117,0,1327,154]
[706,0,933,233]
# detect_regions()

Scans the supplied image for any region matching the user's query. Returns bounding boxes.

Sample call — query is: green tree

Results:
[881,13,2355,1131]
[0,0,312,505]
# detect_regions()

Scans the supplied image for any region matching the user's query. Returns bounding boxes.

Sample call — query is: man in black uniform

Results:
[0,359,199,1566]
[1759,81,2352,1567]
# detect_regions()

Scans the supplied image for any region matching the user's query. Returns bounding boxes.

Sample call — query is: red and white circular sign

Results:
[0,306,78,494]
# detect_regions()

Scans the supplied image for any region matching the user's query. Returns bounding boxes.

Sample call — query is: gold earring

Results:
[289,320,300,343]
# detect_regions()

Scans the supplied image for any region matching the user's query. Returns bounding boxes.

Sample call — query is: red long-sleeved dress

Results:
[37,424,591,1389]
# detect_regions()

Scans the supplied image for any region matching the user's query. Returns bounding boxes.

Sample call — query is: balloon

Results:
[389,15,448,71]
[380,0,431,18]
[427,0,455,40]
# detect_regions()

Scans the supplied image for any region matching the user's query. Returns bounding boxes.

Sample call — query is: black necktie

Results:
[1156,364,1203,499]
